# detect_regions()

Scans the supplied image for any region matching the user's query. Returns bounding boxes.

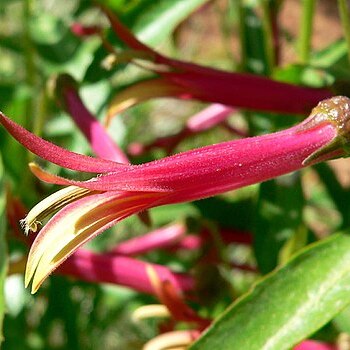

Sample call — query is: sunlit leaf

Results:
[0,153,7,344]
[190,234,350,350]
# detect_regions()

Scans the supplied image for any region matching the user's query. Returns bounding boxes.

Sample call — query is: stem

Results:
[21,0,36,191]
[298,0,316,64]
[23,0,35,128]
[261,0,275,73]
[338,0,350,64]
[271,1,283,65]
[237,0,247,71]
[32,88,47,138]
[213,0,237,69]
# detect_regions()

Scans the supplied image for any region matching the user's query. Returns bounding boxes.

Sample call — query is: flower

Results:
[1,96,350,293]
[127,103,237,156]
[293,340,337,350]
[59,249,194,295]
[97,6,333,122]
[6,191,194,294]
[52,74,129,163]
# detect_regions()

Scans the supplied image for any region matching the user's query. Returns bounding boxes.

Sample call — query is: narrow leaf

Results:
[131,0,211,45]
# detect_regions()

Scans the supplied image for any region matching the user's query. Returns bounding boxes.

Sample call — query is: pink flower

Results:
[127,104,237,156]
[294,340,337,350]
[1,96,350,293]
[98,6,332,121]
[59,249,194,295]
[53,74,129,163]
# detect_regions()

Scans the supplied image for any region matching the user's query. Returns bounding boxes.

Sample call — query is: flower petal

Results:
[106,78,187,126]
[25,191,167,293]
[163,69,332,116]
[22,185,94,234]
[31,121,337,197]
[0,111,129,173]
[186,104,234,132]
[102,7,333,116]
[110,223,186,255]
[54,74,130,163]
[143,330,200,350]
[28,162,171,192]
[99,4,158,55]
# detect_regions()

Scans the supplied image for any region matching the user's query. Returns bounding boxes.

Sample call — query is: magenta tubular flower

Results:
[1,96,350,293]
[54,74,129,163]
[186,104,234,132]
[293,340,337,350]
[109,223,186,256]
[58,249,194,294]
[0,108,129,173]
[53,74,154,226]
[101,7,332,120]
[70,23,102,37]
[128,104,235,156]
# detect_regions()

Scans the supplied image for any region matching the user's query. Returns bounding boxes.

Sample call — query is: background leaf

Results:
[190,234,350,350]
[127,0,212,46]
[0,153,8,344]
[254,172,305,273]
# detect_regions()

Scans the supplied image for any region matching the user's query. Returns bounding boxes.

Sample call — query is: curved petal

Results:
[99,4,158,55]
[106,78,187,126]
[100,6,332,116]
[25,191,167,293]
[186,104,234,132]
[0,111,129,173]
[29,163,171,192]
[54,74,130,163]
[30,119,337,196]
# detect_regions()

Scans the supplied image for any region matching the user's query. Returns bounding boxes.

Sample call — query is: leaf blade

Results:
[190,234,350,350]
[0,153,7,344]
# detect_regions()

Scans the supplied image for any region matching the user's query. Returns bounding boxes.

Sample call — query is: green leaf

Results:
[130,0,211,46]
[0,152,7,344]
[240,4,270,75]
[194,196,255,231]
[86,0,209,82]
[190,234,350,350]
[273,64,333,88]
[313,163,350,228]
[254,173,305,273]
[333,304,350,334]
[311,39,350,81]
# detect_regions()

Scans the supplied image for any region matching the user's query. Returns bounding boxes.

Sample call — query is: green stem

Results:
[237,0,247,71]
[202,220,227,264]
[213,1,237,70]
[32,88,47,138]
[261,0,275,73]
[23,0,36,129]
[298,0,316,64]
[22,0,36,187]
[338,0,350,64]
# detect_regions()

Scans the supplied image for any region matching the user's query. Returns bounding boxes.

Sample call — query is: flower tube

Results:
[100,6,332,120]
[1,96,350,293]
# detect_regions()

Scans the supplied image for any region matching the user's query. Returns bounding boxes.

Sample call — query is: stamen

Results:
[22,186,94,234]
